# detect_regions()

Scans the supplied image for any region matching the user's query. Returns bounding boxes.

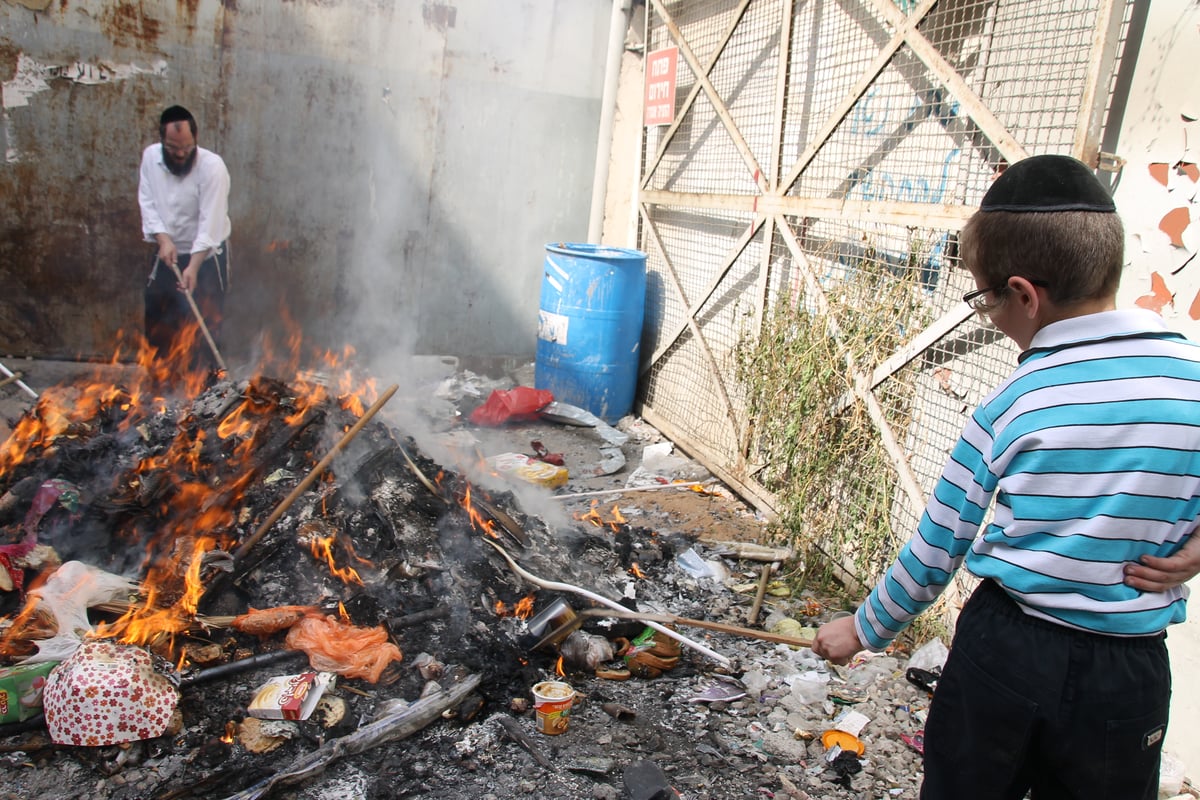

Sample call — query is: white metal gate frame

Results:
[636,0,1129,578]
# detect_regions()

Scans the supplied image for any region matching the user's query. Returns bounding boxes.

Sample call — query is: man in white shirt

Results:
[138,105,231,379]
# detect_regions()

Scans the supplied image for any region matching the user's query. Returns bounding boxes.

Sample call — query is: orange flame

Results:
[308,533,367,586]
[0,316,383,656]
[461,484,498,538]
[574,500,627,531]
[630,562,645,579]
[221,720,237,744]
[495,593,536,619]
[555,655,565,677]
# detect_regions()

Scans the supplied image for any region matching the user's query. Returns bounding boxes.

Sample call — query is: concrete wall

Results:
[1108,0,1200,779]
[0,0,610,367]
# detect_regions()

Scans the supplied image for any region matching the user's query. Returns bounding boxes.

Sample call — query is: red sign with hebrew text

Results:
[644,46,678,126]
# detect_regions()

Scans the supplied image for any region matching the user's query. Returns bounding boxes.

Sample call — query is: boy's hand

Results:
[1124,534,1200,592]
[812,615,867,665]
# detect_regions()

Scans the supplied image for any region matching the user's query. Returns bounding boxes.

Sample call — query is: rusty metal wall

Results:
[0,0,610,363]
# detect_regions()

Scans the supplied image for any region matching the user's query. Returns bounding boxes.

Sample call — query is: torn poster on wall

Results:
[1,52,167,109]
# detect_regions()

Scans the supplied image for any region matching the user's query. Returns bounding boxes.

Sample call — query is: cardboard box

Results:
[248,671,333,721]
[0,661,57,724]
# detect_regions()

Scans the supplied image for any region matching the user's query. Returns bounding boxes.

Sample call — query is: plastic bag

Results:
[469,387,554,426]
[284,614,403,683]
[21,561,138,664]
[231,605,320,636]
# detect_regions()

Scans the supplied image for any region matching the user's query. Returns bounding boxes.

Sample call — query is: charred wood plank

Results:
[217,672,480,800]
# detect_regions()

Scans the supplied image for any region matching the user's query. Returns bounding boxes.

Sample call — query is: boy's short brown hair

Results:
[959,209,1124,306]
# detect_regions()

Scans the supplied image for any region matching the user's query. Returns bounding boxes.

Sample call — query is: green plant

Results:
[734,248,934,607]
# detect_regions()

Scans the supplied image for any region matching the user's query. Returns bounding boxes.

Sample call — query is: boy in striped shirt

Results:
[813,154,1200,799]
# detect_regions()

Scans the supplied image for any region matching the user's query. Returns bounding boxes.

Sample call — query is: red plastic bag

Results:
[469,387,554,426]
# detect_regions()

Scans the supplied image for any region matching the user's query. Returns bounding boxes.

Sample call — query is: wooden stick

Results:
[747,562,771,625]
[0,372,22,389]
[699,539,792,562]
[165,261,228,372]
[581,606,813,649]
[385,605,452,629]
[494,714,555,770]
[232,384,397,563]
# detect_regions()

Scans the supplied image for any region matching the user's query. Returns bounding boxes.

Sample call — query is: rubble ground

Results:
[4,357,1189,800]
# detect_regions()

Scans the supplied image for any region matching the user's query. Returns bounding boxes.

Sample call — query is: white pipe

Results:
[484,538,733,669]
[587,0,633,244]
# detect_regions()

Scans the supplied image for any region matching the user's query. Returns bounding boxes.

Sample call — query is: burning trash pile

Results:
[0,350,945,799]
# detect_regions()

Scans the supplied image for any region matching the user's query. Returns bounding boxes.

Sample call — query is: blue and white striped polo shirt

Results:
[857,308,1200,651]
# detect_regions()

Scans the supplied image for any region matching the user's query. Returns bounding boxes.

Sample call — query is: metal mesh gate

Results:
[637,0,1131,597]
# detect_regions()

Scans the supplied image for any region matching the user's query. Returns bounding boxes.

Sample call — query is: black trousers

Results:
[921,579,1170,800]
[143,244,228,375]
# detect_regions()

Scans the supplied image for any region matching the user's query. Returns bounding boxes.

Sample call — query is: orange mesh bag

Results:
[284,614,403,683]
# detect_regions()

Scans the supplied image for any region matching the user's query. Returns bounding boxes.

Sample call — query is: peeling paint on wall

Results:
[1113,3,1200,334]
[1134,271,1174,313]
[5,0,53,10]
[1,52,167,109]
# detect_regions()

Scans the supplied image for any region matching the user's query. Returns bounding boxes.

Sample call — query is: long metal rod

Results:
[0,361,38,400]
[484,538,732,668]
[165,261,228,372]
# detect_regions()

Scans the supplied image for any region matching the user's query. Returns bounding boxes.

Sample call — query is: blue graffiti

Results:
[851,148,961,204]
[850,88,887,137]
[852,86,961,140]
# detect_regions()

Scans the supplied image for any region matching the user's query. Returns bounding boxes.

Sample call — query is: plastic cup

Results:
[531,680,575,735]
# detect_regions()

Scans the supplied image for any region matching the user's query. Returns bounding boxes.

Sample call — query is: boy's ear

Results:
[1007,276,1043,319]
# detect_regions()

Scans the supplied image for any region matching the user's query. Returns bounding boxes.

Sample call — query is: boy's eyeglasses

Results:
[962,278,1050,311]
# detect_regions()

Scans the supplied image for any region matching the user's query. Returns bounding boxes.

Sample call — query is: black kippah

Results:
[980,154,1116,212]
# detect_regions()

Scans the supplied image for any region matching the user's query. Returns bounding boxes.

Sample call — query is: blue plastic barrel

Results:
[535,243,647,423]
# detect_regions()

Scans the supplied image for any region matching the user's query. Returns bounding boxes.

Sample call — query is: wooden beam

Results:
[1072,0,1124,164]
[775,217,929,518]
[635,208,743,433]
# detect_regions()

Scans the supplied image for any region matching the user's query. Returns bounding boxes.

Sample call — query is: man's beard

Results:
[164,148,197,176]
